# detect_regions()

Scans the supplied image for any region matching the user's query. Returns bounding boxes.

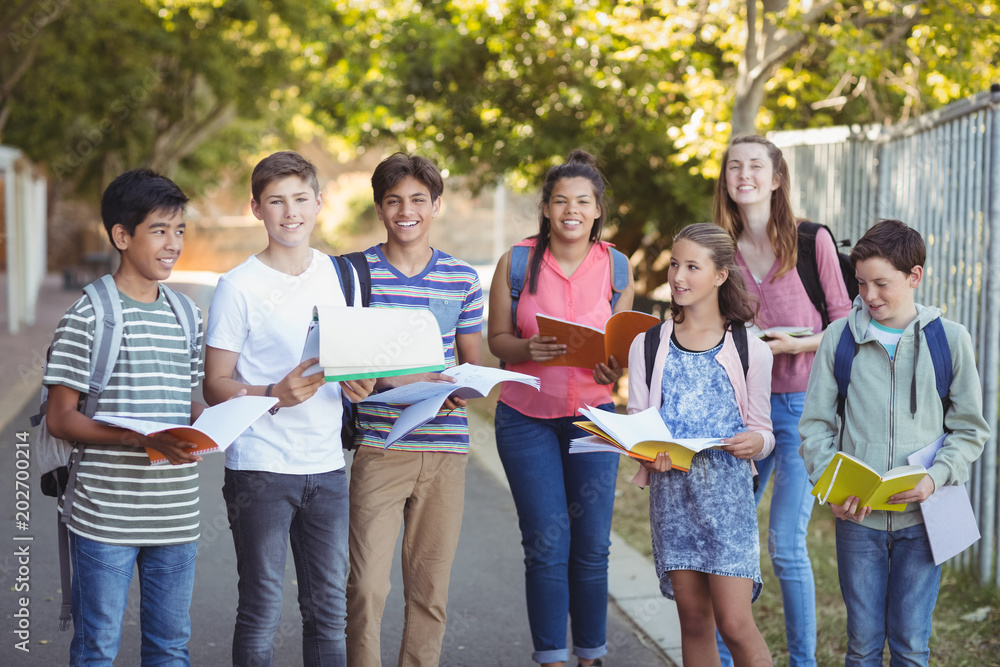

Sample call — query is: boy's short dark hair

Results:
[101,168,189,247]
[251,151,320,202]
[850,219,926,273]
[371,153,444,205]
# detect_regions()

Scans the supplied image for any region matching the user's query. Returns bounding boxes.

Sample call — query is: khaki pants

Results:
[346,446,468,667]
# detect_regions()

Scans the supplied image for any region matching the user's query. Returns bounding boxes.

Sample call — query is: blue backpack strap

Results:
[508,245,530,336]
[609,247,630,311]
[832,322,859,451]
[922,318,953,401]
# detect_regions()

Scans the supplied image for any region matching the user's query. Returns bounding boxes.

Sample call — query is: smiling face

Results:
[251,175,322,249]
[724,142,780,212]
[542,176,601,245]
[376,175,440,248]
[855,256,922,329]
[113,208,185,284]
[668,238,728,310]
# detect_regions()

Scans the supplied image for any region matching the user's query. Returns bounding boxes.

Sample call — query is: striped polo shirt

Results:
[43,286,204,545]
[355,245,484,453]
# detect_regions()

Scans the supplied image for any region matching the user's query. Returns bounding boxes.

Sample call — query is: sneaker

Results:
[578,660,603,667]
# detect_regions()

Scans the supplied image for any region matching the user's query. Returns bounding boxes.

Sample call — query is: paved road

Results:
[1,278,670,666]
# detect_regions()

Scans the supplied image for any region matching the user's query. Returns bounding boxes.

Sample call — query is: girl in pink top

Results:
[488,150,635,667]
[716,135,852,667]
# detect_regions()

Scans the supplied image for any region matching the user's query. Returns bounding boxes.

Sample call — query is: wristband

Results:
[265,383,280,415]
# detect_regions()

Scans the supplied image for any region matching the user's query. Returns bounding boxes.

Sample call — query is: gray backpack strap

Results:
[65,277,123,515]
[161,284,199,358]
[55,276,124,630]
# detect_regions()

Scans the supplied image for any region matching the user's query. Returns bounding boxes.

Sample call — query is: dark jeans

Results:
[223,468,349,667]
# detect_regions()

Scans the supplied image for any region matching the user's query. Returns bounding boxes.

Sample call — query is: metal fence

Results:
[770,85,1000,585]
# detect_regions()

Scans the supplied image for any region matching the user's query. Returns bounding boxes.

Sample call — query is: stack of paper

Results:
[302,306,446,381]
[907,436,981,565]
[570,405,725,471]
[747,324,813,340]
[362,364,540,447]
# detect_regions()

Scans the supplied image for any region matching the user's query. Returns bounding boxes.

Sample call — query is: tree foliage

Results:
[307,0,997,285]
[1,0,996,285]
[1,0,323,197]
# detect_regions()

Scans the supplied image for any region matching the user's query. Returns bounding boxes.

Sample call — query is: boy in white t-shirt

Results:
[204,151,375,667]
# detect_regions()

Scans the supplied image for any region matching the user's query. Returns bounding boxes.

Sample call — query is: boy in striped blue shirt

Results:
[43,169,204,666]
[346,153,484,666]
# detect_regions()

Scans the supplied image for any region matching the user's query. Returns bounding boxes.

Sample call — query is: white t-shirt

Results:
[207,248,357,473]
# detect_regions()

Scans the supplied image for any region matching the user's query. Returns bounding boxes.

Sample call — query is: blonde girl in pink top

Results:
[488,150,634,667]
[715,135,852,667]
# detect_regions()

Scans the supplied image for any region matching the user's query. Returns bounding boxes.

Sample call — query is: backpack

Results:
[331,252,371,450]
[832,317,953,451]
[508,244,630,336]
[30,275,198,630]
[643,321,757,490]
[643,321,750,389]
[796,221,860,330]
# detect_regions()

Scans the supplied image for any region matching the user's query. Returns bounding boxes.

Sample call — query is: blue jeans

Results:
[837,520,941,667]
[69,533,197,667]
[224,468,349,667]
[718,391,817,666]
[495,401,619,664]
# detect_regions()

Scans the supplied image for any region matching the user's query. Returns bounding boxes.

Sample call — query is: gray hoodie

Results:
[799,301,990,531]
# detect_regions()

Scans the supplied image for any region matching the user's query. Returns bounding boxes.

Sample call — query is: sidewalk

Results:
[0,272,682,666]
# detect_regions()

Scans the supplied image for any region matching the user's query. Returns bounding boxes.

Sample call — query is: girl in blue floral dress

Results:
[627,223,775,666]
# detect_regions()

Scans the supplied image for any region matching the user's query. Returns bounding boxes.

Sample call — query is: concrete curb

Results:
[467,406,683,666]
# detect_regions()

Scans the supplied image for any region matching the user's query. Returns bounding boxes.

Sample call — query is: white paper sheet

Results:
[907,435,981,565]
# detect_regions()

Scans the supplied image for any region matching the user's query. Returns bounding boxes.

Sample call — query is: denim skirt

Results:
[649,448,762,601]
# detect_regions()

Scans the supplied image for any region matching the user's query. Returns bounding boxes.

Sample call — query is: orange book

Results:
[536,311,659,369]
[95,396,278,465]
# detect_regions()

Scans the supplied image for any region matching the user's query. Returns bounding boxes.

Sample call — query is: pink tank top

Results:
[498,239,616,418]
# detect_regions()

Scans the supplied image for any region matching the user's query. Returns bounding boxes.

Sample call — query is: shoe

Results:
[578,660,603,667]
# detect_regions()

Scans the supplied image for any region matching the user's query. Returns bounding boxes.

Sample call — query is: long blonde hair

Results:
[714,135,799,279]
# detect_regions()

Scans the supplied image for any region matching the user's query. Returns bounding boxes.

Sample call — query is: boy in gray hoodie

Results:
[799,219,989,666]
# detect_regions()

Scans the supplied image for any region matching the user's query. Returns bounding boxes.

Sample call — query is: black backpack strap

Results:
[331,255,355,305]
[643,322,664,390]
[344,252,371,307]
[731,323,750,379]
[796,221,828,329]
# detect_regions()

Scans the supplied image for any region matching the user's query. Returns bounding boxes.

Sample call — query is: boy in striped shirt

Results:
[346,153,484,666]
[43,169,204,666]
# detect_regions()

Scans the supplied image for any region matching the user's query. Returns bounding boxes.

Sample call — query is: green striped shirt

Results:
[43,286,204,545]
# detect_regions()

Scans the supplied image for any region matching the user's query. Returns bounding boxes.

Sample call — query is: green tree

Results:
[2,0,322,197]
[306,0,997,289]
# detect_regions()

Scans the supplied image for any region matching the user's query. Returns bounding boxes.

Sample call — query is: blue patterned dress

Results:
[649,334,762,601]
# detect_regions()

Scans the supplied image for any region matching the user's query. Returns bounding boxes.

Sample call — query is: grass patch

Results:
[612,466,1000,666]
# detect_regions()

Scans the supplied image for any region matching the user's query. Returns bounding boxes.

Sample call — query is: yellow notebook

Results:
[811,452,927,511]
[572,405,726,471]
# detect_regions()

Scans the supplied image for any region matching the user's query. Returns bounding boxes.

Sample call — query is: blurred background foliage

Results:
[1,0,997,288]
